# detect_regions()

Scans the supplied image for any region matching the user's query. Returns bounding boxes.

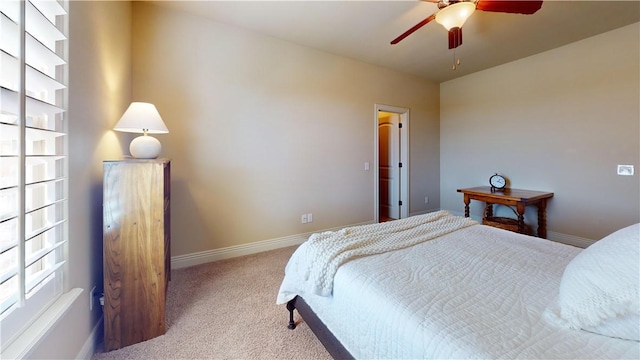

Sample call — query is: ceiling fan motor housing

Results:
[448,27,463,49]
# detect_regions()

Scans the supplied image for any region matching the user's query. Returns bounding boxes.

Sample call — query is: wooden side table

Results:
[457,186,553,238]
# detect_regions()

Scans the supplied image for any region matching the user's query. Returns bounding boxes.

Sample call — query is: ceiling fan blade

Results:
[390,14,436,45]
[476,0,543,15]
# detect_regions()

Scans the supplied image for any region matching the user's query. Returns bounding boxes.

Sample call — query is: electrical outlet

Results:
[424,196,429,204]
[307,213,313,223]
[89,286,96,311]
[301,214,308,224]
[617,165,634,176]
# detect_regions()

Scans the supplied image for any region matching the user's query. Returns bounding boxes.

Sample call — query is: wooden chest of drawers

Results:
[103,159,170,351]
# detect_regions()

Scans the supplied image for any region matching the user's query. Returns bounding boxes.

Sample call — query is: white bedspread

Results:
[277,210,477,301]
[277,220,640,359]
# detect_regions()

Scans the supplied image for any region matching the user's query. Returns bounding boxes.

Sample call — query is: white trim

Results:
[547,231,595,249]
[170,217,595,271]
[446,210,595,248]
[374,104,410,222]
[76,315,103,360]
[448,209,472,219]
[409,208,442,217]
[171,221,373,269]
[1,288,82,360]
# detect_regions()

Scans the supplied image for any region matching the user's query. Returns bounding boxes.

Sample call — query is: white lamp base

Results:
[130,134,161,159]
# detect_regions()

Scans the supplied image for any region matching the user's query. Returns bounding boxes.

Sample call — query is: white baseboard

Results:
[409,208,442,217]
[77,315,103,360]
[171,221,373,269]
[445,210,595,248]
[171,215,596,270]
[547,231,595,248]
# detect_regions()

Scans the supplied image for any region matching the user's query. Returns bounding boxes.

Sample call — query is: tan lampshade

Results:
[435,2,476,30]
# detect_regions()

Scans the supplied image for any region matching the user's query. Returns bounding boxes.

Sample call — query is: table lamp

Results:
[114,102,169,159]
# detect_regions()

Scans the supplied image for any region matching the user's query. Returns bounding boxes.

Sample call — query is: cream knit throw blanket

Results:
[286,210,477,298]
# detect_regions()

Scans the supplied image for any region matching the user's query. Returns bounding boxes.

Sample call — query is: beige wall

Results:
[131,2,441,256]
[28,3,637,357]
[440,23,640,241]
[27,1,132,358]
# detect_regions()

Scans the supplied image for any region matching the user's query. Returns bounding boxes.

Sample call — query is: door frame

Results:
[374,104,409,222]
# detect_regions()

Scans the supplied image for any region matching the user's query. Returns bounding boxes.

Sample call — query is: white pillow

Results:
[558,223,640,340]
[583,314,640,341]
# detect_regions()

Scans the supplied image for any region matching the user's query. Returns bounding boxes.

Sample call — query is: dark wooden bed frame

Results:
[286,295,354,359]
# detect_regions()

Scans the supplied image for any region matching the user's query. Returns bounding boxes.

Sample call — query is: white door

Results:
[378,113,401,220]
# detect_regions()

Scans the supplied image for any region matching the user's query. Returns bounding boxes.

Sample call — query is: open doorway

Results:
[374,104,409,223]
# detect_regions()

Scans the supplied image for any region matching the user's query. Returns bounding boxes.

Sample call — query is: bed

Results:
[277,210,640,359]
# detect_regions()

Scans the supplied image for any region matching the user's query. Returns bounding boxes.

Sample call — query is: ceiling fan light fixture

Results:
[435,2,476,30]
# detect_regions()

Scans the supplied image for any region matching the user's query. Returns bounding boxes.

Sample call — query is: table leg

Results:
[537,199,548,239]
[463,194,470,217]
[516,203,526,234]
[485,203,493,218]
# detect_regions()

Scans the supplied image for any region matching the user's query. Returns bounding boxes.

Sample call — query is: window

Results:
[0,0,68,347]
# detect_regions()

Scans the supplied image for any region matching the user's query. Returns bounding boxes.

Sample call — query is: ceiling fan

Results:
[391,0,543,49]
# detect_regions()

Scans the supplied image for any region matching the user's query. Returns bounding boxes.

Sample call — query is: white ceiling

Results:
[151,1,640,83]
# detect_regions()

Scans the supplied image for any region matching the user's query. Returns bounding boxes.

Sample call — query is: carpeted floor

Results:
[92,246,331,359]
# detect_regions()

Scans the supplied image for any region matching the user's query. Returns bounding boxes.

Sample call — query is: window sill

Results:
[1,288,83,359]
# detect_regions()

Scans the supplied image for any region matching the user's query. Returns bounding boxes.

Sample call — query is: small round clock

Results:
[489,173,506,191]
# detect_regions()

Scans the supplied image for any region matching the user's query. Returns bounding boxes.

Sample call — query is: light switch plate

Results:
[617,165,634,176]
